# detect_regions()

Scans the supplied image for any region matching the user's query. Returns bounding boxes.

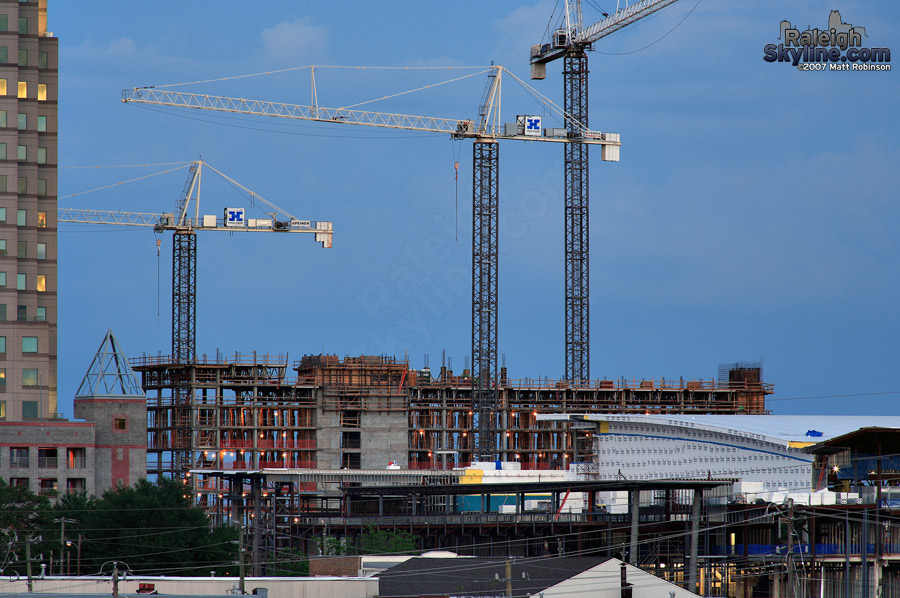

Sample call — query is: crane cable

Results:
[451,141,462,242]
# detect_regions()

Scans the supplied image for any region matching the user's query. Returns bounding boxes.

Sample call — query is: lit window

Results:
[37,179,46,195]
[17,49,26,67]
[35,306,45,321]
[17,145,25,161]
[17,81,26,99]
[37,115,46,131]
[37,147,45,164]
[18,17,27,35]
[38,52,47,69]
[22,369,38,387]
[22,337,37,353]
[0,400,4,418]
[0,47,6,63]
[37,211,46,228]
[36,274,45,292]
[36,242,45,259]
[0,79,6,95]
[16,273,25,290]
[17,209,25,226]
[37,83,46,101]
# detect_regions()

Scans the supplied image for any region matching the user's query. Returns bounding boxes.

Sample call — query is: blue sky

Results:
[53,1,898,418]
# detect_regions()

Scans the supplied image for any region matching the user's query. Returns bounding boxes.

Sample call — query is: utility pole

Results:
[239,525,246,594]
[54,517,76,575]
[112,561,119,598]
[25,539,32,593]
[505,559,512,598]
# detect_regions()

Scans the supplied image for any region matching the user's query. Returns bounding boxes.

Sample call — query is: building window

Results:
[9,447,28,468]
[0,336,5,353]
[37,115,46,132]
[38,51,47,69]
[0,142,5,159]
[18,177,26,193]
[0,271,7,287]
[36,242,45,259]
[39,479,57,496]
[0,176,5,192]
[35,306,45,321]
[37,84,46,101]
[17,49,26,66]
[0,79,6,96]
[0,305,4,320]
[0,16,6,32]
[17,114,25,130]
[16,305,25,322]
[16,274,24,290]
[17,145,25,161]
[66,478,86,494]
[37,179,46,195]
[0,110,5,127]
[37,147,46,164]
[10,478,28,488]
[17,240,25,257]
[67,448,86,469]
[17,81,26,99]
[17,209,26,226]
[37,211,46,228]
[22,336,37,353]
[38,448,57,468]
[36,274,45,292]
[0,210,5,225]
[22,370,38,388]
[114,416,128,432]
[18,17,27,35]
[0,399,4,418]
[0,47,5,63]
[0,369,5,391]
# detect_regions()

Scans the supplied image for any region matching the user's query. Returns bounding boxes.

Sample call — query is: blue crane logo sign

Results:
[225,207,245,228]
[525,116,542,137]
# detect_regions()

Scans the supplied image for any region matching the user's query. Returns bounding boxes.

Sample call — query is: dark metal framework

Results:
[172,231,197,362]
[471,140,499,461]
[563,50,590,384]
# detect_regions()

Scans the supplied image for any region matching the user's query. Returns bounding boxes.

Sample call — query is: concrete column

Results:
[629,489,639,565]
[688,488,702,594]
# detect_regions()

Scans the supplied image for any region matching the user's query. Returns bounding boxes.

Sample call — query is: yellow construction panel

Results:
[459,469,484,484]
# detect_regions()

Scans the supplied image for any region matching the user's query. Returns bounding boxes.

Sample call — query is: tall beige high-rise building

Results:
[0,0,57,421]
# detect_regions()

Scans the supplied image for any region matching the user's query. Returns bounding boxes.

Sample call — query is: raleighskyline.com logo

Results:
[764,10,890,71]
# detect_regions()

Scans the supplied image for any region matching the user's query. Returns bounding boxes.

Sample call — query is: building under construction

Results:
[132,353,770,501]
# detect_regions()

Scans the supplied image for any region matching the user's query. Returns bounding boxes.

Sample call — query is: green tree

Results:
[0,479,54,576]
[53,479,238,576]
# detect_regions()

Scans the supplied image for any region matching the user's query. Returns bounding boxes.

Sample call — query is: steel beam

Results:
[472,140,499,462]
[563,50,590,384]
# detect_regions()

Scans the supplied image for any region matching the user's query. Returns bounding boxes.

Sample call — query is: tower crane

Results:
[121,66,619,462]
[530,0,683,383]
[59,159,333,362]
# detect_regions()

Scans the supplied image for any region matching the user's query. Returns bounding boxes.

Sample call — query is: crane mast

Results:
[530,0,681,384]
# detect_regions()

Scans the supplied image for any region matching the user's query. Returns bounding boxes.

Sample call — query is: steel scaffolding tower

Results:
[563,51,590,384]
[472,140,499,461]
